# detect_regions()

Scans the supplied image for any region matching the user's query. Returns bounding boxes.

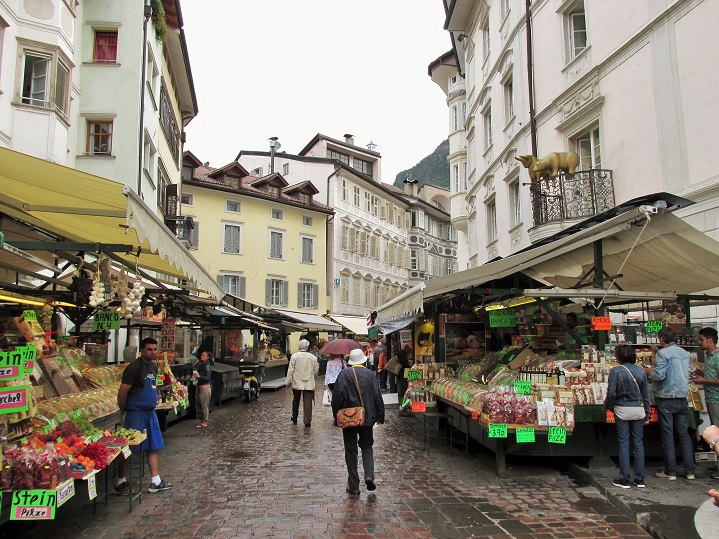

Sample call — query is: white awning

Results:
[273,309,342,332]
[377,208,719,322]
[327,315,370,336]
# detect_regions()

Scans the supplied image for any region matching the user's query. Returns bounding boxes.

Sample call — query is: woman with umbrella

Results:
[320,339,362,396]
[324,353,346,394]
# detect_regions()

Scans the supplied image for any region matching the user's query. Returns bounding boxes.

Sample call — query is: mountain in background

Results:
[393,139,449,189]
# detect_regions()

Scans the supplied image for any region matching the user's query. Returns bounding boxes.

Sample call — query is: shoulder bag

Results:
[385,355,402,376]
[336,368,366,428]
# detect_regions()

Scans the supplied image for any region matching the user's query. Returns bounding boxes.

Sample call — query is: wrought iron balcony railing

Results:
[529,169,614,227]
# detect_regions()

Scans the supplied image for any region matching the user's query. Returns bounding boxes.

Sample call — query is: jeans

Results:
[342,425,375,489]
[291,389,315,426]
[378,370,388,389]
[615,417,645,481]
[656,397,695,476]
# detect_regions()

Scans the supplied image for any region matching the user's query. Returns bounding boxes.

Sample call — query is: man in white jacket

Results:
[286,339,319,427]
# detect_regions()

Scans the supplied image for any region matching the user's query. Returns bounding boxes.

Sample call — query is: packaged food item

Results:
[546,400,557,426]
[565,404,575,428]
[555,404,567,427]
[537,401,548,426]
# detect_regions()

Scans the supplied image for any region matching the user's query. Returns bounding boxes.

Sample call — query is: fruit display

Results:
[78,442,113,470]
[70,455,95,478]
[0,444,72,490]
[112,428,145,445]
[71,413,102,439]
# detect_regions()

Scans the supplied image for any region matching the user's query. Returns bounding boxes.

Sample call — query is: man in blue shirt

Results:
[644,327,695,480]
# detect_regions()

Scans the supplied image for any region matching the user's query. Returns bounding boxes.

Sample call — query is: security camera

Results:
[639,205,658,214]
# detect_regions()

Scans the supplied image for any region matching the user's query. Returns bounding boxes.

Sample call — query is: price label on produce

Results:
[56,480,75,508]
[411,401,426,413]
[43,425,51,435]
[592,316,611,331]
[56,437,62,443]
[548,426,567,444]
[121,446,131,459]
[57,413,67,423]
[87,474,97,500]
[93,433,102,442]
[22,310,37,321]
[104,429,111,437]
[72,410,81,419]
[513,380,531,395]
[645,320,663,333]
[488,423,508,438]
[10,490,56,520]
[516,427,535,443]
[606,410,615,423]
[407,370,421,381]
[471,410,479,420]
[21,437,28,445]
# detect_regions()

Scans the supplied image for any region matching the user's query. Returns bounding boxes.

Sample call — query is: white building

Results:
[430,0,719,276]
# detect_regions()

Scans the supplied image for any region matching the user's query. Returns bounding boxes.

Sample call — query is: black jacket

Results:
[331,365,385,426]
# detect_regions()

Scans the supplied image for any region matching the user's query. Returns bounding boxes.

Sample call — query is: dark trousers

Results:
[397,375,409,407]
[616,417,645,482]
[378,370,387,389]
[342,425,375,489]
[292,389,315,426]
[388,372,397,393]
[656,397,695,476]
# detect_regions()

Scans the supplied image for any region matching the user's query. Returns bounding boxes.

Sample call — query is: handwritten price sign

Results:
[488,423,508,438]
[513,380,531,395]
[407,370,421,381]
[592,316,611,331]
[516,427,535,443]
[548,426,567,444]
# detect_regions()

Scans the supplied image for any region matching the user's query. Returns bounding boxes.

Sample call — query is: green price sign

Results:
[516,427,535,443]
[401,398,411,408]
[72,410,81,419]
[57,413,67,423]
[10,490,57,520]
[93,311,122,331]
[513,380,531,395]
[22,310,37,321]
[488,423,508,438]
[489,309,517,328]
[548,426,567,444]
[407,370,421,381]
[645,320,663,333]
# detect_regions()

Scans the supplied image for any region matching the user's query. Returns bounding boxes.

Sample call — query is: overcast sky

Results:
[181,1,451,184]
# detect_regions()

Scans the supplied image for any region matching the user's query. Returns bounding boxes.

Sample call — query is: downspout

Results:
[137,1,152,197]
[525,0,538,157]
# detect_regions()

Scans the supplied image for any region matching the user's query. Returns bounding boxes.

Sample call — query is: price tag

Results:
[548,426,567,444]
[43,425,51,435]
[72,410,81,419]
[513,380,531,395]
[21,437,28,445]
[57,413,67,423]
[407,370,421,381]
[592,316,611,331]
[104,429,111,437]
[92,433,102,442]
[471,410,478,420]
[56,437,62,444]
[56,480,75,508]
[606,410,616,423]
[645,320,663,333]
[87,474,97,500]
[489,309,517,328]
[516,427,535,443]
[488,423,508,438]
[10,489,56,520]
[84,436,92,445]
[121,446,131,459]
[22,310,37,321]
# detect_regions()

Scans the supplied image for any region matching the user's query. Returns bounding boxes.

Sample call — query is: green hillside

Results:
[393,139,449,189]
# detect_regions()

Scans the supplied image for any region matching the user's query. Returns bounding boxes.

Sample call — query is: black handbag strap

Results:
[352,368,364,407]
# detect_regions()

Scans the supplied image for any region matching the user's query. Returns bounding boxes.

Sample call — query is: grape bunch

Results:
[113,428,143,445]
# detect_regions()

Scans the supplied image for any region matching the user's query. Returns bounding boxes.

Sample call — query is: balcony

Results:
[164,216,195,247]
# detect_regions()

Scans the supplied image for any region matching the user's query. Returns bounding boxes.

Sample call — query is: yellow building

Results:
[180,152,333,318]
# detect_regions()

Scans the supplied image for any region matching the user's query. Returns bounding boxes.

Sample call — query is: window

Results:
[503,76,514,123]
[146,47,159,102]
[299,193,310,204]
[364,191,371,212]
[218,273,245,297]
[143,135,156,176]
[17,41,72,115]
[157,163,171,216]
[462,101,467,124]
[328,149,349,165]
[86,121,113,155]
[271,208,283,220]
[251,167,263,177]
[159,81,180,164]
[577,126,601,169]
[463,161,468,191]
[353,157,372,177]
[267,278,287,307]
[483,23,490,60]
[372,196,379,217]
[341,179,348,201]
[363,281,371,307]
[410,249,418,271]
[181,193,193,205]
[269,230,284,259]
[509,179,521,227]
[270,186,280,197]
[452,105,459,131]
[487,200,498,243]
[302,215,313,227]
[567,1,587,60]
[226,200,241,213]
[341,278,350,303]
[411,210,425,229]
[299,282,317,309]
[501,0,510,18]
[483,104,493,150]
[0,17,6,85]
[353,186,360,206]
[353,277,361,304]
[93,31,118,62]
[453,164,460,193]
[282,163,289,175]
[226,177,240,189]
[223,223,241,254]
[301,236,314,263]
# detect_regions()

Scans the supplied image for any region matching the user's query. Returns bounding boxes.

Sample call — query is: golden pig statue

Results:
[516,151,580,183]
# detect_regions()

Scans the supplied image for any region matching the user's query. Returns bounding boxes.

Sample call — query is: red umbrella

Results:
[320,339,362,355]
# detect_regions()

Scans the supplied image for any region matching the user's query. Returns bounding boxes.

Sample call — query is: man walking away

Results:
[286,339,319,427]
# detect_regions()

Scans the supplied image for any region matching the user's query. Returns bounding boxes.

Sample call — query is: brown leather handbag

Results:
[335,368,366,428]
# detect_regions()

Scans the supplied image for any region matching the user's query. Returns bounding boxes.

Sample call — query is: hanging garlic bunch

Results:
[116,279,145,319]
[88,270,110,308]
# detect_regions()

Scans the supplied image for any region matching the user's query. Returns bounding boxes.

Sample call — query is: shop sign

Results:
[0,385,29,414]
[93,311,122,331]
[87,473,97,500]
[489,309,517,328]
[591,317,611,331]
[645,320,663,333]
[548,426,567,444]
[516,427,535,443]
[488,423,508,438]
[11,490,56,520]
[513,380,531,395]
[56,480,75,507]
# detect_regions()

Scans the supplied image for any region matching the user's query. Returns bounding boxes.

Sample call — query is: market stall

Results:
[377,196,719,474]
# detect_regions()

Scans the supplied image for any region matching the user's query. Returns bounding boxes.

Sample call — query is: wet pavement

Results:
[2,380,655,538]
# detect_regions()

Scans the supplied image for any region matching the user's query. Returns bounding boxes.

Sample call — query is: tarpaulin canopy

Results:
[0,147,224,300]
[327,314,369,336]
[273,309,341,333]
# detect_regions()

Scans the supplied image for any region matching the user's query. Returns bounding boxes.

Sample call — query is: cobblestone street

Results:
[2,384,650,538]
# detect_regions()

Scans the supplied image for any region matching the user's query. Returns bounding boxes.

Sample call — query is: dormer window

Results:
[227,176,239,189]
[300,193,310,204]
[270,185,280,197]
[251,167,263,177]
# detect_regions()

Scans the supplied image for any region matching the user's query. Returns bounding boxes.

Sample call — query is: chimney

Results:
[402,175,418,197]
[344,133,355,145]
[204,162,209,166]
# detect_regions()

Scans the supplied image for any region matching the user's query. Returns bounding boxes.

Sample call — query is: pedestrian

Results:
[331,348,385,495]
[115,338,172,494]
[396,349,413,417]
[193,351,212,428]
[694,328,719,428]
[644,327,695,480]
[604,345,650,488]
[377,345,388,390]
[324,353,345,393]
[286,338,319,427]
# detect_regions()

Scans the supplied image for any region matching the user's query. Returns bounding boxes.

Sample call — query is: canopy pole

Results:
[593,240,607,350]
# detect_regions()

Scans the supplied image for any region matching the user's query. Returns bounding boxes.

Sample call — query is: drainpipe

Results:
[137,1,152,197]
[525,0,538,157]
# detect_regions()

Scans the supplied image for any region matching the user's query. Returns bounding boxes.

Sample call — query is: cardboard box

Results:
[508,347,540,370]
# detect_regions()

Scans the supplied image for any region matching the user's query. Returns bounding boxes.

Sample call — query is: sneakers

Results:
[655,471,677,480]
[113,481,131,496]
[612,478,631,489]
[634,480,646,488]
[685,474,696,480]
[711,474,719,480]
[147,479,172,492]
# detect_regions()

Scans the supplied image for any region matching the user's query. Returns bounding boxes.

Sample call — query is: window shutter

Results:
[297,283,303,308]
[349,228,357,252]
[217,275,225,292]
[265,279,271,305]
[312,284,319,309]
[360,231,367,255]
[405,249,411,269]
[282,280,289,307]
[380,203,386,219]
[239,276,246,298]
[341,225,349,250]
[189,221,199,249]
[419,251,426,271]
